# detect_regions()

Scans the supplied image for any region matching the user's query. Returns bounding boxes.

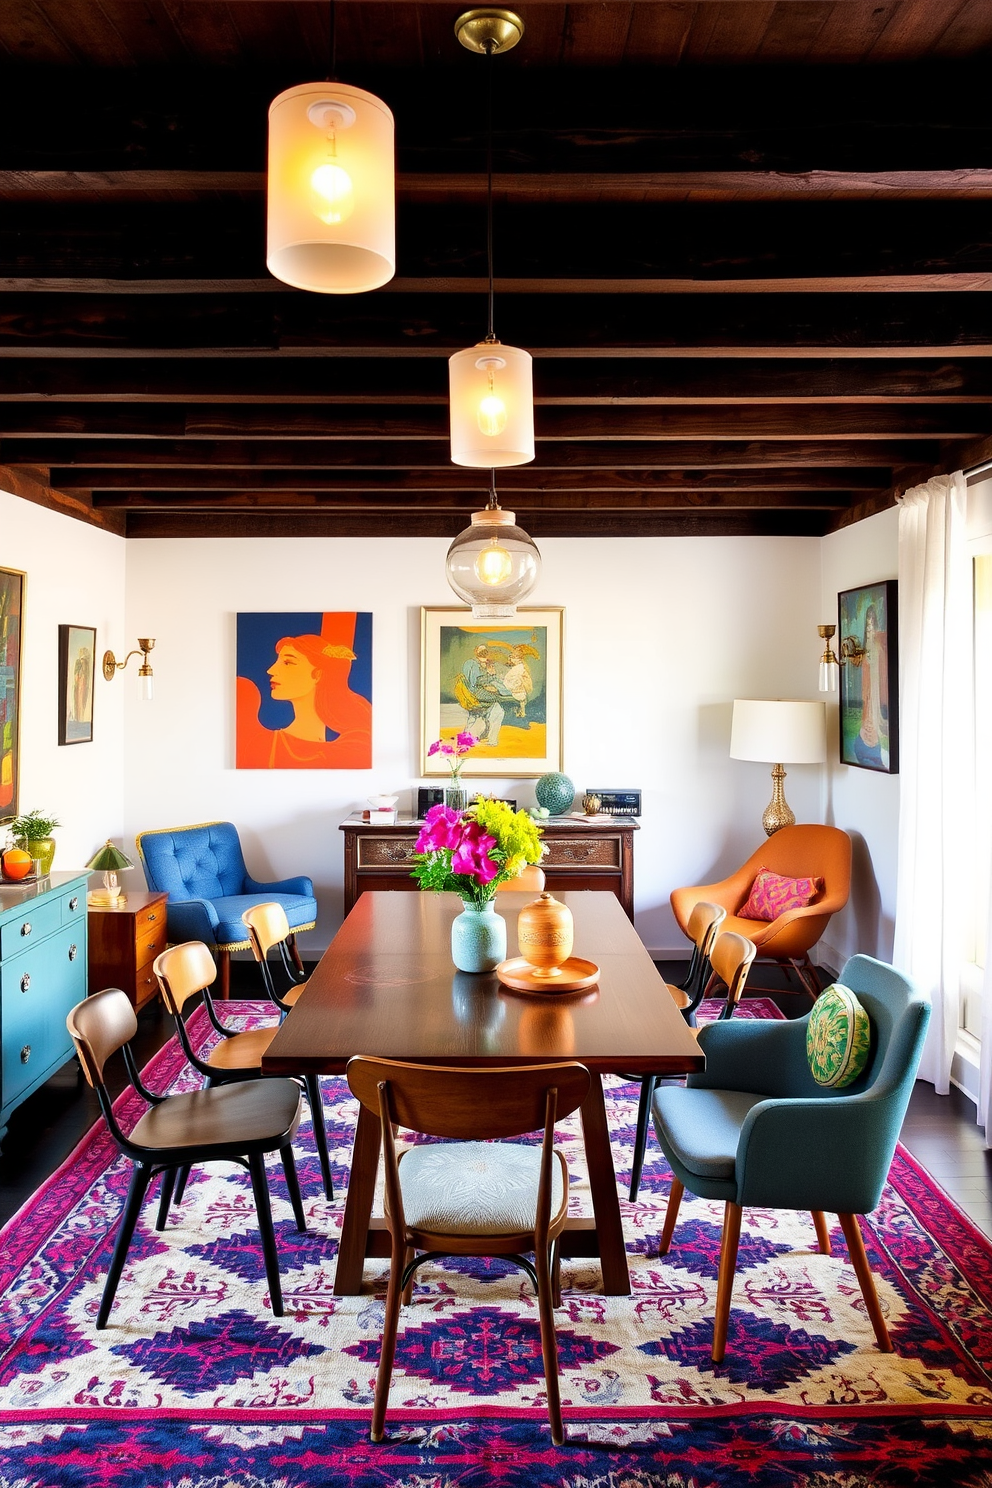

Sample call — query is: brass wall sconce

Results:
[103,638,155,700]
[818,623,865,692]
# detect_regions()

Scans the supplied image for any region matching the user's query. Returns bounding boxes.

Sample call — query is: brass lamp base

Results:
[761,763,796,836]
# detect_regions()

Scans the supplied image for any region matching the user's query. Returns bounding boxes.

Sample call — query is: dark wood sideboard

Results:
[340,817,637,920]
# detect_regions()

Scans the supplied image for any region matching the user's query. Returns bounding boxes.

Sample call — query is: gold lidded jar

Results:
[517,892,574,980]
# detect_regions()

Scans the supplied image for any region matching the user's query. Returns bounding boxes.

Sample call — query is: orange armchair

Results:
[670,824,851,998]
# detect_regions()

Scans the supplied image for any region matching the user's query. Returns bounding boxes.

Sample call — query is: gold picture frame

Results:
[420,607,564,779]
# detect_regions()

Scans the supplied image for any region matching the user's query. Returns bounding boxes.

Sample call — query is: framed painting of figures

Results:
[236,611,373,769]
[838,581,899,774]
[0,568,24,821]
[58,624,96,745]
[421,607,564,778]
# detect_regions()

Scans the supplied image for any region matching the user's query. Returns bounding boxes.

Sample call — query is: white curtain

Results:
[893,472,972,1096]
[981,872,992,1144]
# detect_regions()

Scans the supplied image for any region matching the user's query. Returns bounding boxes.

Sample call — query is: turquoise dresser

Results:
[0,870,89,1149]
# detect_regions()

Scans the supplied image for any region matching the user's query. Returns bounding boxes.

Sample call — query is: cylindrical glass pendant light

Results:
[267,81,395,294]
[445,476,541,617]
[449,10,534,467]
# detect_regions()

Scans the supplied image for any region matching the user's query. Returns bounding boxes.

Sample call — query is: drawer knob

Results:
[20,921,31,937]
[69,896,79,911]
[20,1045,31,1065]
[20,973,30,993]
[148,912,157,921]
[68,943,78,961]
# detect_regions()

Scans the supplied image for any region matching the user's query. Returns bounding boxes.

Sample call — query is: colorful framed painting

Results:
[838,581,899,774]
[236,611,373,769]
[421,607,564,779]
[0,568,25,822]
[58,624,96,745]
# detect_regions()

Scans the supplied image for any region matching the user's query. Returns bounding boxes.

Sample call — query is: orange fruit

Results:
[2,847,32,880]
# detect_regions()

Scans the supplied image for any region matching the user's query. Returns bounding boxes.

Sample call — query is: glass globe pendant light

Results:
[266,7,394,294]
[449,10,534,468]
[445,471,541,618]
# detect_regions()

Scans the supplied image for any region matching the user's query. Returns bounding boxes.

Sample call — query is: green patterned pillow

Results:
[807,983,872,1088]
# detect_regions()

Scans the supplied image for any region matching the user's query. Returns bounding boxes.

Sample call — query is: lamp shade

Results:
[267,82,395,294]
[449,341,535,467]
[730,699,826,764]
[85,840,134,873]
[445,507,541,617]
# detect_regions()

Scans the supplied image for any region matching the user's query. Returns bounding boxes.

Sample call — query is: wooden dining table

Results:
[261,889,704,1296]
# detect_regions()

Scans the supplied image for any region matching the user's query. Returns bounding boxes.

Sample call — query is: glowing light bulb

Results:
[477,391,507,436]
[474,539,514,586]
[310,162,354,224]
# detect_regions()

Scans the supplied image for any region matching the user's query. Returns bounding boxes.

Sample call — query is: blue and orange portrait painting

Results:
[236,611,372,770]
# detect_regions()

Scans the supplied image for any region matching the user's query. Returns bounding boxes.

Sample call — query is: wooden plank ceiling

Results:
[2,0,992,539]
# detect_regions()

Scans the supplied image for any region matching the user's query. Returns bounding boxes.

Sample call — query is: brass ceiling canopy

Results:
[454,9,524,55]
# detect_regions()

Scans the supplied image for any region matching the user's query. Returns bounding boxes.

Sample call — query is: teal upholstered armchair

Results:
[652,954,931,1362]
[136,822,317,998]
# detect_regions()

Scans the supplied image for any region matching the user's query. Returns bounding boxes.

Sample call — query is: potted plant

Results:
[10,809,61,876]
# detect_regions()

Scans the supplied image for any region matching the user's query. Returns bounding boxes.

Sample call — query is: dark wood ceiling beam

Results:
[0,404,982,441]
[3,357,991,403]
[7,438,918,470]
[0,462,123,535]
[89,489,850,513]
[4,292,992,356]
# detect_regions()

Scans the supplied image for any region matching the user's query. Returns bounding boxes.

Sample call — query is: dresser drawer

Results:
[543,836,621,870]
[358,835,419,868]
[133,960,160,1010]
[62,888,86,925]
[1,924,85,1109]
[0,897,63,960]
[134,917,167,966]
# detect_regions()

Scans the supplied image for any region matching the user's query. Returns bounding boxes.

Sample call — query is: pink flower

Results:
[415,804,464,852]
[451,822,498,882]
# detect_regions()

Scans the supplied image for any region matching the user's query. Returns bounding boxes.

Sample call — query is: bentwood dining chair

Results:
[243,901,308,1016]
[67,987,306,1325]
[154,939,334,1201]
[346,1056,591,1446]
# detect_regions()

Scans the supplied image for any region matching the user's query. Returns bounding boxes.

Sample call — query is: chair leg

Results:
[401,1246,416,1306]
[97,1164,153,1329]
[534,1242,565,1445]
[304,1073,334,1200]
[712,1201,743,1364]
[155,1166,178,1231]
[837,1212,892,1352]
[812,1210,832,1254]
[287,932,305,977]
[371,1247,405,1442]
[247,1152,284,1317]
[550,1237,562,1308]
[218,948,231,1000]
[628,1076,657,1201]
[280,1143,307,1232]
[658,1176,684,1256]
[173,1163,192,1205]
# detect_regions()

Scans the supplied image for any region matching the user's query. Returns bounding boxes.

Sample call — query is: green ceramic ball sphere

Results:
[535,772,575,816]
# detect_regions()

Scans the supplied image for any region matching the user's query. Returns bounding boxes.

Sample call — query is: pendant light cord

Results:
[485,38,496,343]
[328,0,337,80]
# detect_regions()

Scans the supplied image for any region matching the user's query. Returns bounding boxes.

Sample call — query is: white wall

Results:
[123,534,826,957]
[819,507,900,969]
[1,489,127,869]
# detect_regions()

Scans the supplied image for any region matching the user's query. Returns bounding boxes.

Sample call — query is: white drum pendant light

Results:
[445,475,542,617]
[449,10,534,468]
[267,81,395,294]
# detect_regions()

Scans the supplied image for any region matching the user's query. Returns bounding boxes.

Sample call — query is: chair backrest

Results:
[137,821,248,900]
[67,987,138,1088]
[347,1057,590,1140]
[737,824,852,912]
[687,900,726,956]
[496,864,546,894]
[243,900,290,960]
[831,953,931,1103]
[154,940,218,1016]
[709,931,756,1015]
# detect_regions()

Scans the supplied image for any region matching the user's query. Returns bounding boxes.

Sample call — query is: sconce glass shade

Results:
[267,82,395,294]
[818,624,839,692]
[449,341,535,467]
[445,508,541,617]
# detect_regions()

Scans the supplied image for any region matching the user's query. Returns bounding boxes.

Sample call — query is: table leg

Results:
[579,1075,631,1296]
[333,1100,382,1295]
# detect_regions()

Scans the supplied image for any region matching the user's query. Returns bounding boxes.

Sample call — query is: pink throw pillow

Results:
[739,867,823,922]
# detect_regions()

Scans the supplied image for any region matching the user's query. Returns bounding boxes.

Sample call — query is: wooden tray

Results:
[496,955,601,993]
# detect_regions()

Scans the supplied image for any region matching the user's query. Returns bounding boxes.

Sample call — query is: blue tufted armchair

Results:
[651,954,930,1363]
[136,822,317,998]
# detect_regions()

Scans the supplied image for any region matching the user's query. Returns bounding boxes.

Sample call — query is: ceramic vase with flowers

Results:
[427,730,476,811]
[410,798,545,972]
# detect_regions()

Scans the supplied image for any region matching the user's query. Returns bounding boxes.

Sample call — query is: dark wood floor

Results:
[1,964,990,1237]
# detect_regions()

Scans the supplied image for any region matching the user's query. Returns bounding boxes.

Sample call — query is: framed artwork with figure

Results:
[838,581,899,774]
[420,607,564,779]
[236,611,373,769]
[0,567,25,821]
[58,624,96,745]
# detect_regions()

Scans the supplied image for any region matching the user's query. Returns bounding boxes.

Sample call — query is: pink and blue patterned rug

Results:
[0,998,991,1486]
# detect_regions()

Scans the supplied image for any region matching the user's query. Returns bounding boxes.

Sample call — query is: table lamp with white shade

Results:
[730,699,827,836]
